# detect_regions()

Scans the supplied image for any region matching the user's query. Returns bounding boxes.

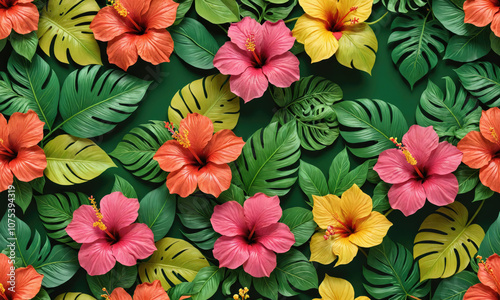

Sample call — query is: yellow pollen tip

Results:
[402,149,417,166]
[89,196,107,231]
[166,122,191,148]
[245,34,256,52]
[490,127,499,142]
[351,17,359,25]
[0,283,5,294]
[234,287,250,300]
[109,0,128,17]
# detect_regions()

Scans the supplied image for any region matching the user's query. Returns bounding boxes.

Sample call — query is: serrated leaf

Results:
[138,185,176,242]
[9,31,38,61]
[87,264,137,299]
[433,271,480,300]
[455,61,500,107]
[298,160,329,204]
[444,28,490,62]
[111,175,137,199]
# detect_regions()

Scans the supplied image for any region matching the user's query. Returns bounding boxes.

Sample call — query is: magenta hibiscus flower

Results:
[66,192,156,276]
[210,193,295,277]
[213,17,300,103]
[373,125,463,216]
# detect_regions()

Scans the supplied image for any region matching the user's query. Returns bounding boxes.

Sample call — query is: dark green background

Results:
[1,3,499,299]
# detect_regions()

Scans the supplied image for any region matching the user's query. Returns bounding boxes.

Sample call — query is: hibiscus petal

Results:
[66,205,107,244]
[179,113,214,155]
[213,236,250,269]
[0,157,14,193]
[297,0,337,22]
[0,113,8,145]
[5,3,38,35]
[7,110,44,149]
[340,184,374,224]
[121,0,152,17]
[318,275,355,300]
[478,254,500,294]
[133,281,169,300]
[244,193,282,230]
[312,194,342,229]
[136,29,174,65]
[458,131,499,169]
[260,20,296,59]
[197,162,232,198]
[374,148,417,184]
[113,223,157,266]
[144,0,178,29]
[402,125,439,168]
[349,212,392,248]
[101,192,140,232]
[10,266,43,300]
[153,140,197,173]
[78,239,116,276]
[211,201,248,236]
[425,142,463,176]
[0,9,13,39]
[255,223,295,253]
[480,107,500,144]
[9,146,46,182]
[492,13,500,37]
[331,237,358,266]
[480,158,500,193]
[293,15,339,63]
[0,254,13,290]
[90,6,132,42]
[262,52,300,88]
[228,16,263,51]
[166,165,199,198]
[229,67,268,103]
[110,287,133,300]
[243,243,277,277]
[309,232,336,265]
[337,0,373,24]
[424,175,459,208]
[464,0,499,27]
[388,180,426,216]
[107,34,139,71]
[463,283,500,300]
[205,130,245,164]
[213,42,253,76]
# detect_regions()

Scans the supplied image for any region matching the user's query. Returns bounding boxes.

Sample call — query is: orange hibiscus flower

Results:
[0,253,44,300]
[102,280,190,300]
[0,0,39,40]
[463,0,500,37]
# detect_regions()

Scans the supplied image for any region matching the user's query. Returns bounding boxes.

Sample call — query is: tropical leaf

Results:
[111,175,137,199]
[231,121,301,196]
[444,28,491,62]
[455,164,480,194]
[110,121,171,183]
[492,32,500,55]
[433,271,480,300]
[240,0,297,22]
[333,99,409,158]
[477,212,500,261]
[87,264,137,299]
[328,148,370,195]
[30,176,46,194]
[218,183,245,205]
[38,0,102,65]
[174,0,195,25]
[168,74,240,132]
[455,61,500,107]
[0,53,59,130]
[0,39,6,52]
[138,185,177,242]
[271,76,342,151]
[381,0,425,13]
[59,65,152,138]
[190,266,226,300]
[433,0,482,36]
[9,31,38,61]
[54,293,96,300]
[35,192,88,249]
[363,237,431,300]
[12,178,32,214]
[474,182,494,201]
[32,289,51,300]
[389,12,449,88]
[139,237,210,290]
[298,160,329,204]
[372,181,391,213]
[413,201,485,281]
[178,196,219,250]
[44,134,116,185]
[280,207,316,247]
[416,77,481,143]
[336,23,378,75]
[195,0,240,24]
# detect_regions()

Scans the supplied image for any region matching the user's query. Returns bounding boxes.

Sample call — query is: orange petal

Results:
[136,29,174,65]
[349,212,392,248]
[90,6,132,42]
[5,3,38,35]
[464,283,499,300]
[154,140,197,173]
[0,10,14,39]
[7,110,44,150]
[492,12,500,37]
[479,158,500,193]
[480,107,500,144]
[143,0,178,29]
[110,287,133,300]
[197,162,232,197]
[464,0,499,27]
[133,280,170,300]
[309,232,336,265]
[478,254,500,293]
[9,146,46,182]
[0,254,13,290]
[10,265,43,300]
[166,165,199,198]
[107,34,139,71]
[298,0,336,22]
[0,157,14,192]
[458,131,499,169]
[331,236,358,266]
[205,130,245,164]
[121,0,152,17]
[179,113,214,155]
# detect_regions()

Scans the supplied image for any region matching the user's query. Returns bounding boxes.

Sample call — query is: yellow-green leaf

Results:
[413,201,485,281]
[55,293,96,300]
[336,23,378,75]
[139,237,209,291]
[168,74,240,132]
[38,0,102,65]
[44,134,116,185]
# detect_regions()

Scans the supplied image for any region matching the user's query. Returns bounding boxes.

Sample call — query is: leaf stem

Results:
[42,123,64,143]
[284,17,300,24]
[217,24,228,34]
[409,296,422,300]
[365,11,389,25]
[467,200,485,226]
[359,248,368,257]
[384,208,393,217]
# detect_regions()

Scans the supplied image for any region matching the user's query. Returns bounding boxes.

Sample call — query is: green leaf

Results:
[44,134,116,185]
[30,176,46,194]
[433,0,482,36]
[254,273,279,300]
[336,160,370,195]
[240,0,297,22]
[9,31,38,61]
[178,196,219,250]
[298,160,329,204]
[138,185,176,242]
[477,212,500,260]
[0,39,6,52]
[174,0,194,25]
[87,264,138,299]
[333,99,409,158]
[328,148,350,195]
[59,65,152,138]
[433,271,480,300]
[190,266,225,300]
[219,184,245,205]
[492,32,500,55]
[474,182,494,202]
[12,178,32,214]
[416,77,481,143]
[111,175,138,199]
[372,181,391,213]
[0,53,59,130]
[110,121,171,183]
[171,18,219,70]
[381,0,425,13]
[271,76,342,151]
[221,270,238,295]
[455,61,500,107]
[444,28,491,62]
[195,0,240,24]
[275,249,318,296]
[35,192,88,249]
[363,237,431,300]
[389,12,449,88]
[168,282,194,300]
[32,289,51,300]
[455,164,480,194]
[232,121,301,196]
[55,293,96,300]
[280,207,315,246]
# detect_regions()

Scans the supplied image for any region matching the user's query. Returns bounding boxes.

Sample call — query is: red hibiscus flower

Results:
[463,0,500,37]
[0,0,39,40]
[90,0,178,71]
[464,254,500,300]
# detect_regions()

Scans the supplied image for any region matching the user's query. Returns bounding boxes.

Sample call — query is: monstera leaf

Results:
[59,65,152,138]
[139,237,210,290]
[231,121,301,196]
[44,134,116,185]
[433,271,480,300]
[0,53,59,130]
[168,74,240,132]
[333,99,409,158]
[178,196,219,250]
[363,237,431,300]
[455,62,500,107]
[271,76,342,151]
[389,12,449,88]
[38,0,102,65]
[336,23,378,74]
[477,212,500,261]
[111,121,171,183]
[381,0,425,13]
[240,0,297,22]
[414,201,485,281]
[55,294,96,300]
[416,77,481,143]
[433,0,482,36]
[444,28,491,62]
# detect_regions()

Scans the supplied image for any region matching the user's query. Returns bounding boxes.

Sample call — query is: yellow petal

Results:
[340,184,372,224]
[349,211,392,248]
[293,15,339,63]
[310,232,337,265]
[312,194,342,228]
[355,297,371,300]
[298,0,337,22]
[337,0,373,24]
[331,237,358,266]
[318,275,355,299]
[336,23,378,74]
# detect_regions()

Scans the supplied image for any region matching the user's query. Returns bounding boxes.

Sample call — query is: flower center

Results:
[0,138,16,160]
[478,255,500,293]
[390,137,425,179]
[245,34,263,67]
[165,122,204,165]
[0,283,8,300]
[0,0,17,8]
[108,0,143,32]
[89,196,116,241]
[233,287,250,300]
[491,127,500,145]
[331,6,358,33]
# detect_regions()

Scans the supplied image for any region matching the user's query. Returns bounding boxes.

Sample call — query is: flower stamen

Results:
[89,196,116,241]
[0,283,8,300]
[490,127,499,144]
[245,34,263,66]
[333,6,358,30]
[478,255,500,292]
[101,287,112,300]
[108,0,142,32]
[233,287,250,300]
[0,138,14,156]
[390,137,425,178]
[165,122,204,165]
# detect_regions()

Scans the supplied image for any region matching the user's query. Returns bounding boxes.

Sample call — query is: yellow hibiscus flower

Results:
[310,184,392,266]
[314,275,370,300]
[292,0,378,74]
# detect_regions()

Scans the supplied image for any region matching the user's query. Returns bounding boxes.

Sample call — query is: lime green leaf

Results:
[298,160,329,204]
[38,0,102,65]
[455,164,480,194]
[444,28,491,62]
[474,182,494,201]
[12,178,32,214]
[195,0,240,24]
[280,207,316,246]
[111,175,137,199]
[413,201,485,281]
[178,196,219,250]
[190,266,225,300]
[492,32,500,55]
[44,134,116,185]
[168,74,240,132]
[9,31,38,61]
[139,237,210,290]
[138,185,176,241]
[59,65,152,138]
[240,0,297,22]
[87,264,137,299]
[433,0,481,36]
[455,61,500,107]
[433,271,480,300]
[55,293,96,300]
[336,23,378,75]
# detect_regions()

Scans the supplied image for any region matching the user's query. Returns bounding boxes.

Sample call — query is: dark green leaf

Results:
[195,0,240,24]
[138,185,176,241]
[474,182,494,201]
[477,212,500,261]
[455,164,480,194]
[219,184,246,205]
[381,0,425,13]
[275,249,318,296]
[328,148,350,195]
[433,0,482,36]
[178,196,219,250]
[111,175,137,199]
[372,181,391,213]
[190,266,225,300]
[298,160,329,204]
[30,176,46,194]
[433,271,479,300]
[10,31,38,61]
[174,0,194,25]
[366,159,380,184]
[444,28,491,62]
[87,264,137,299]
[492,32,500,55]
[12,177,32,213]
[0,39,6,52]
[240,0,297,22]
[168,282,195,300]
[455,61,500,107]
[280,207,315,246]
[32,289,51,300]
[254,273,279,300]
[222,270,238,295]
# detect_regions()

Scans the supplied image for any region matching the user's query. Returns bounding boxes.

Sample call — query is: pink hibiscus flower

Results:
[210,193,295,278]
[66,192,156,276]
[213,17,300,103]
[373,125,463,216]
